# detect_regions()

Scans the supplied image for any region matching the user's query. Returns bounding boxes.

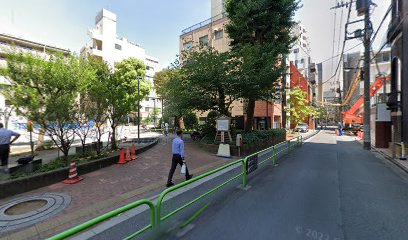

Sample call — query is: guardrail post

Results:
[242,158,247,188]
[273,146,277,166]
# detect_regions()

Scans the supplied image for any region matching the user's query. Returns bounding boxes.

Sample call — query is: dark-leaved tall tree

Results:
[225,0,300,130]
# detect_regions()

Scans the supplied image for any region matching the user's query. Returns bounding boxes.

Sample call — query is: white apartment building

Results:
[289,22,312,79]
[0,33,70,142]
[81,9,161,124]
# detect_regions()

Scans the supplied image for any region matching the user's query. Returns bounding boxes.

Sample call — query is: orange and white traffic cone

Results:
[125,147,132,162]
[131,143,138,160]
[117,148,127,164]
[63,160,83,184]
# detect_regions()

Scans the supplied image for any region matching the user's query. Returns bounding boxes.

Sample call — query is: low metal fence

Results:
[49,133,311,239]
[48,199,155,240]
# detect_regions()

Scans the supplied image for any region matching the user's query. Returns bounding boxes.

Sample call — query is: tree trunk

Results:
[218,89,228,116]
[96,126,102,154]
[111,124,117,150]
[245,98,256,131]
[35,126,46,151]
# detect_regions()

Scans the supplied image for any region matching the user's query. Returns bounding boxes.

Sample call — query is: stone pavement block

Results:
[7,226,39,240]
[1,138,239,238]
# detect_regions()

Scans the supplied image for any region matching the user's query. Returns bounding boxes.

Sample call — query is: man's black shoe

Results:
[186,175,193,181]
[166,182,175,188]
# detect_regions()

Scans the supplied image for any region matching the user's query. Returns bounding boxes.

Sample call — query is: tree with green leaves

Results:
[286,86,317,128]
[183,111,198,131]
[1,51,94,160]
[180,46,238,116]
[154,67,190,127]
[225,0,300,131]
[79,57,112,154]
[108,57,149,149]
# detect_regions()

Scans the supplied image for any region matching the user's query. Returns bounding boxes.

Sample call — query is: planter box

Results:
[201,137,285,157]
[0,139,158,199]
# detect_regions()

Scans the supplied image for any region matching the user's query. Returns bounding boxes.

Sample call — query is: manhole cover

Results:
[0,193,71,233]
[5,199,48,216]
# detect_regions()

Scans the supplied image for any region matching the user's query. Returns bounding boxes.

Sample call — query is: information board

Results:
[216,119,229,131]
[246,154,258,174]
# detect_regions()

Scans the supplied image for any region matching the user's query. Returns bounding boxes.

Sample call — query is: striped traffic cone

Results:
[117,148,127,164]
[63,160,83,184]
[125,147,132,161]
[131,143,138,160]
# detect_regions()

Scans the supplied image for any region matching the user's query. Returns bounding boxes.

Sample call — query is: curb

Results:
[371,146,408,174]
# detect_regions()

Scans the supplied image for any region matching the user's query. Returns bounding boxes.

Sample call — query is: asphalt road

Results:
[87,130,408,240]
[177,130,408,240]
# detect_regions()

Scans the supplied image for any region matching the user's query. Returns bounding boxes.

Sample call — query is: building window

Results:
[145,97,150,101]
[383,52,390,62]
[214,30,224,40]
[145,107,151,112]
[300,58,304,64]
[199,35,209,46]
[115,44,122,50]
[183,41,193,51]
[293,48,299,53]
[303,43,307,48]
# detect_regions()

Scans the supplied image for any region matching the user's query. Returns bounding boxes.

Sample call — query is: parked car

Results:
[296,123,309,133]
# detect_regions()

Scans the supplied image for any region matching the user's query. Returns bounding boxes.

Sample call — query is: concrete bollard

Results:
[400,142,407,160]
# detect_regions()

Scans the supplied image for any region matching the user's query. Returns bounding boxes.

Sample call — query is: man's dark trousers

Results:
[0,144,10,166]
[167,154,190,184]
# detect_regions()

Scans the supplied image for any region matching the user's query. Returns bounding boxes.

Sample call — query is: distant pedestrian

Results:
[164,122,169,136]
[166,130,193,187]
[338,122,343,136]
[0,123,20,167]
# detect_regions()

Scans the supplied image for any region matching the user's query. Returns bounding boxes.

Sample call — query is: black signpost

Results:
[246,154,258,174]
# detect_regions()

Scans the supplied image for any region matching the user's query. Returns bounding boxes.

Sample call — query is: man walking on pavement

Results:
[0,123,20,168]
[166,130,193,187]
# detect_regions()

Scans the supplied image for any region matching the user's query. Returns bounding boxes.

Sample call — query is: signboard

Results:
[221,131,225,143]
[246,154,258,174]
[27,121,34,132]
[216,116,230,131]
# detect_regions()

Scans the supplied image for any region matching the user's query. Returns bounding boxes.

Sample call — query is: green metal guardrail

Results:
[49,134,307,239]
[157,135,302,225]
[156,158,245,224]
[48,199,155,240]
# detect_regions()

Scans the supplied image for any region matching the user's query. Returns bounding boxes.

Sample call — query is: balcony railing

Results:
[181,12,228,35]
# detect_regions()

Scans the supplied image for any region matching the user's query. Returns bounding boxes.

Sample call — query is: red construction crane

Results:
[342,75,391,124]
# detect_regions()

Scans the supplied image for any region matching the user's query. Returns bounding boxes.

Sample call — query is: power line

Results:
[322,0,353,86]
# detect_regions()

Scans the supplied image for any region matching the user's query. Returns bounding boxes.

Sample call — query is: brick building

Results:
[290,63,314,129]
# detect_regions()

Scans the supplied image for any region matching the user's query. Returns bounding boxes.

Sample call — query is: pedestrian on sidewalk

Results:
[166,130,193,187]
[0,123,20,167]
[338,122,343,136]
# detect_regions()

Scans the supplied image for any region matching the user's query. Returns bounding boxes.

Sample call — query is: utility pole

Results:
[362,0,371,150]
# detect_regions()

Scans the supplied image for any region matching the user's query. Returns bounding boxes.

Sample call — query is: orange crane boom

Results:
[342,75,391,124]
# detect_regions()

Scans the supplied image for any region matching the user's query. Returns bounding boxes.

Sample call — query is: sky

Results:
[0,0,391,72]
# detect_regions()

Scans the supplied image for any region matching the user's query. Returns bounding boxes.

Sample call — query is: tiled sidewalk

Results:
[0,136,238,240]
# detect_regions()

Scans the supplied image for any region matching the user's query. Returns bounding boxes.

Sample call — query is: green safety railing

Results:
[48,199,155,240]
[156,158,245,224]
[157,135,302,225]
[50,134,306,239]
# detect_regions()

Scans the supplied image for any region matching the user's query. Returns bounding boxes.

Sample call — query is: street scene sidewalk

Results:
[0,134,239,239]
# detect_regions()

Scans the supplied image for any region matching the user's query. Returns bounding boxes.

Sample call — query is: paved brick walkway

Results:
[0,135,237,240]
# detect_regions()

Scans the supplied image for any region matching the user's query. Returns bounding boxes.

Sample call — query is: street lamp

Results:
[137,76,143,144]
